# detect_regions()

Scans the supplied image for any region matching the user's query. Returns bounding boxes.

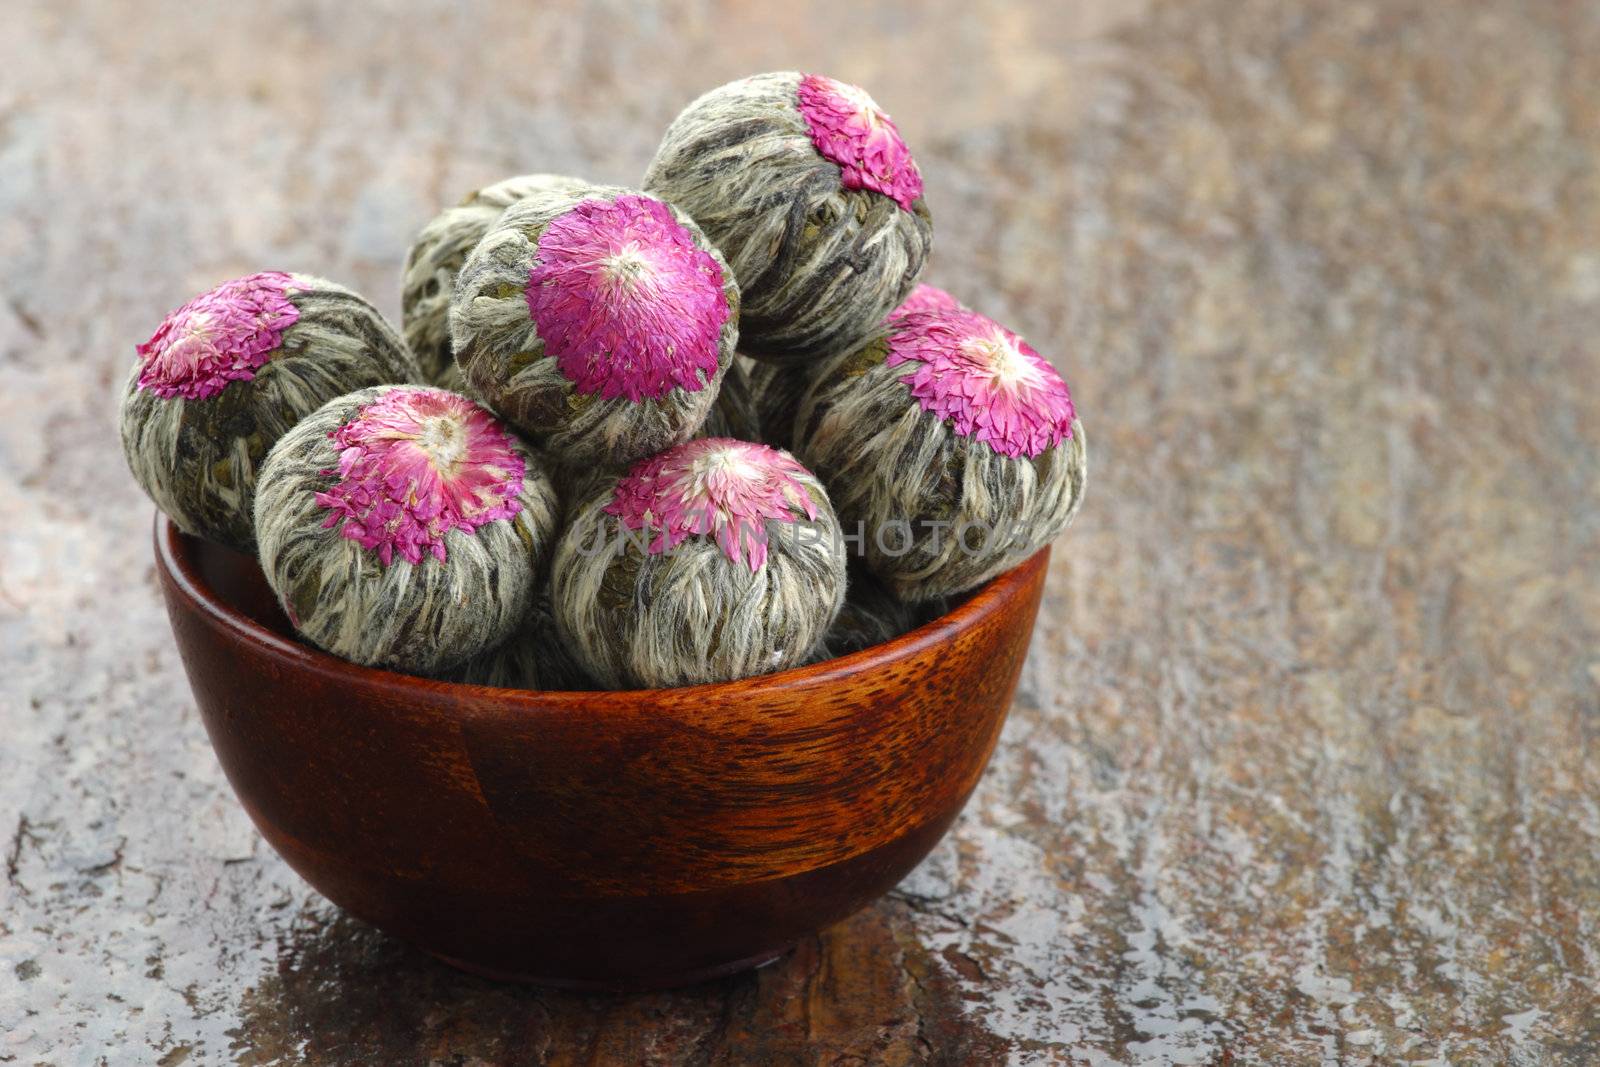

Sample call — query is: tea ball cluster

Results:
[401,172,588,388]
[254,385,559,675]
[451,183,739,469]
[645,72,932,362]
[125,69,1090,691]
[794,306,1086,602]
[119,272,419,553]
[551,437,846,688]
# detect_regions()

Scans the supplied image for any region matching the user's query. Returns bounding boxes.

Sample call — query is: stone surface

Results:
[3,0,1599,1063]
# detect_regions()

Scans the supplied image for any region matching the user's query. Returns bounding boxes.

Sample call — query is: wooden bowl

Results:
[154,516,1048,990]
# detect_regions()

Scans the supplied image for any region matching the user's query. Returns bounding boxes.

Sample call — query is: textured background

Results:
[3,0,1599,1063]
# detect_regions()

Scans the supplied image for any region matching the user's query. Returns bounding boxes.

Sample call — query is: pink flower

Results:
[887,284,962,323]
[134,272,300,400]
[796,74,923,212]
[314,387,526,567]
[605,438,821,572]
[886,309,1077,459]
[526,194,730,403]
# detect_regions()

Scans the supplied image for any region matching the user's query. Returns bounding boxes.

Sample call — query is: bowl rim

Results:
[155,513,1049,708]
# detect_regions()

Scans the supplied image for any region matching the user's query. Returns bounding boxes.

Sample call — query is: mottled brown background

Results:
[2,0,1598,1064]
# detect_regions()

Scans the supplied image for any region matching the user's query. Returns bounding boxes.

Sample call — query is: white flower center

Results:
[835,81,883,126]
[416,414,467,475]
[967,332,1044,394]
[601,244,656,290]
[163,313,217,370]
[713,447,761,481]
[671,447,767,519]
[691,447,760,489]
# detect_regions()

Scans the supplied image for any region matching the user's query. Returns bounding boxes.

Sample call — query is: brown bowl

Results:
[154,516,1048,990]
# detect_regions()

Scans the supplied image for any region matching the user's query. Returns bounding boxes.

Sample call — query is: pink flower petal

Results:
[886,284,962,323]
[796,75,923,212]
[604,438,821,572]
[134,272,300,400]
[526,194,729,402]
[884,308,1076,459]
[315,387,526,567]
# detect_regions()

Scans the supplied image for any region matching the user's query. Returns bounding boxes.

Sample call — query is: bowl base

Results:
[426,944,793,991]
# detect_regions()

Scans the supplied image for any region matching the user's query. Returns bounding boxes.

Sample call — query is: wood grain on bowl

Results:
[154,516,1047,989]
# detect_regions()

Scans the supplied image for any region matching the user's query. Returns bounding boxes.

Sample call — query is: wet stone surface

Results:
[3,0,1599,1063]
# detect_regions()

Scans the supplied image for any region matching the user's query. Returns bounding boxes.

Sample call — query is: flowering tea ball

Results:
[254,385,559,674]
[119,273,419,552]
[548,363,758,529]
[794,308,1086,602]
[551,437,846,688]
[401,172,588,388]
[698,356,761,441]
[814,565,918,661]
[447,591,594,690]
[748,285,961,450]
[744,355,809,451]
[644,72,932,362]
[451,184,739,468]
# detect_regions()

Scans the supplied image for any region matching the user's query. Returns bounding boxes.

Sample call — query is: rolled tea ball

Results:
[644,72,932,361]
[401,172,588,388]
[814,565,918,661]
[254,384,559,675]
[748,285,960,450]
[551,437,846,687]
[794,307,1086,602]
[451,184,739,468]
[548,359,757,525]
[697,356,761,441]
[119,272,418,552]
[447,590,594,690]
[744,356,810,451]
